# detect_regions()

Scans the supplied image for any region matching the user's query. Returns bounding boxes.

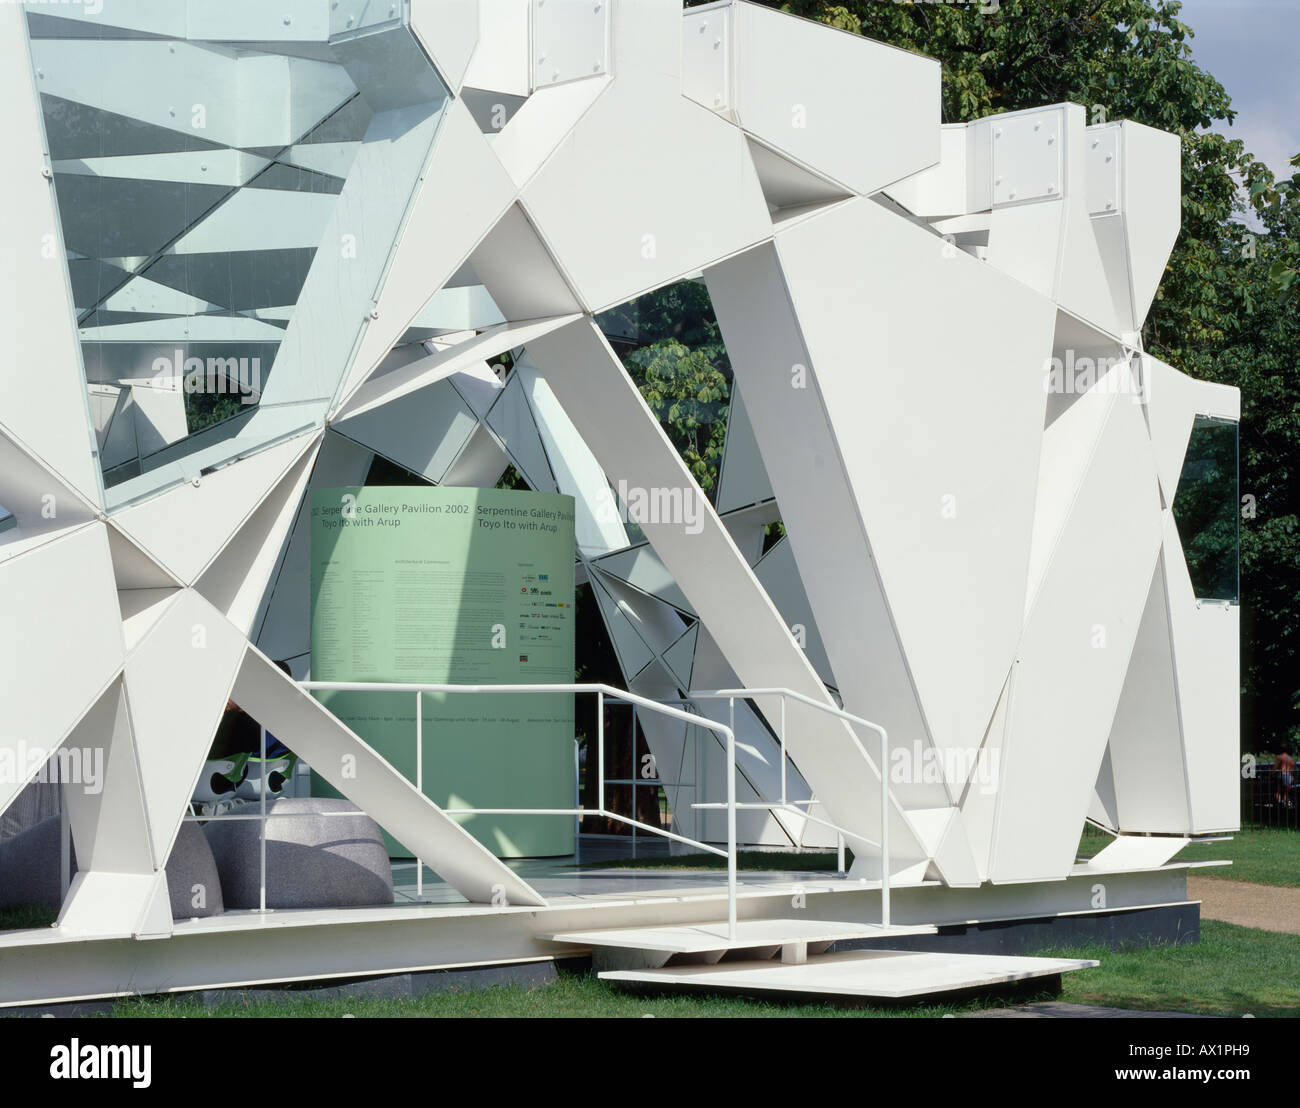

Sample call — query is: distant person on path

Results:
[1274,743,1295,809]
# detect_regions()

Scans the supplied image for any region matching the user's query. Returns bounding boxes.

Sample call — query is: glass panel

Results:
[1172,415,1240,604]
[25,12,379,506]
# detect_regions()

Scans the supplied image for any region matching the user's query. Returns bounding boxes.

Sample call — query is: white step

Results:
[600,948,1100,1000]
[547,918,936,955]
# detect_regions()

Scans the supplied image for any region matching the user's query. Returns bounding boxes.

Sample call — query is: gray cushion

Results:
[0,815,224,920]
[204,797,394,910]
[167,822,224,919]
[0,814,72,911]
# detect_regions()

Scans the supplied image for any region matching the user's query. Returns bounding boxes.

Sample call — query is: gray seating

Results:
[204,797,394,910]
[0,817,222,920]
[166,822,225,919]
[0,814,70,911]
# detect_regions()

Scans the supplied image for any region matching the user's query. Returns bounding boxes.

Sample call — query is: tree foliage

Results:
[600,280,731,495]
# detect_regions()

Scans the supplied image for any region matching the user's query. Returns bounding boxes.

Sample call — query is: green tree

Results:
[599,280,732,496]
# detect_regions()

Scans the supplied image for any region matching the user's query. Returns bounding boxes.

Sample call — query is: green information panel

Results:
[310,486,577,858]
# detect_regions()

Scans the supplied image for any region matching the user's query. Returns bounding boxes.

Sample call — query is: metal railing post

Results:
[416,690,423,900]
[259,724,267,913]
[880,726,890,929]
[727,696,737,941]
[779,695,787,807]
[597,689,605,815]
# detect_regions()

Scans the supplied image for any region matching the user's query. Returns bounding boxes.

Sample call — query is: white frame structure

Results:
[0,0,1239,1006]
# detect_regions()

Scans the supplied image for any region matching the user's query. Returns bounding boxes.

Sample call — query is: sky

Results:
[1176,0,1300,181]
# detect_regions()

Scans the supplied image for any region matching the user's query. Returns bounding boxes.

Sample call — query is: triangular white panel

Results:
[338,378,480,484]
[62,678,154,876]
[715,388,774,514]
[195,437,320,636]
[592,543,694,616]
[339,313,579,421]
[118,587,182,652]
[1105,556,1190,832]
[124,590,249,865]
[0,524,124,820]
[587,570,657,677]
[660,623,699,690]
[485,374,559,493]
[111,432,320,585]
[410,0,480,92]
[106,522,181,591]
[0,422,99,543]
[745,137,853,214]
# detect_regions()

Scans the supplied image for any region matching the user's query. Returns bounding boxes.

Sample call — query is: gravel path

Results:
[1188,875,1300,934]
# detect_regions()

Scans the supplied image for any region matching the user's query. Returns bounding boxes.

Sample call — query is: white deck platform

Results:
[600,949,1100,1000]
[547,918,937,954]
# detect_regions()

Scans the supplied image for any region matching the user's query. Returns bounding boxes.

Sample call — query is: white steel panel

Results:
[410,0,480,91]
[62,679,154,876]
[531,0,608,89]
[0,525,124,821]
[491,74,610,189]
[123,589,249,866]
[772,197,1055,768]
[991,376,1163,882]
[521,7,770,313]
[682,3,731,114]
[195,436,321,636]
[1105,556,1192,831]
[461,0,532,96]
[731,2,940,198]
[111,432,320,585]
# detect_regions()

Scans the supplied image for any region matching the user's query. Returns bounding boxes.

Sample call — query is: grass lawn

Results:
[0,904,56,932]
[109,921,1295,1018]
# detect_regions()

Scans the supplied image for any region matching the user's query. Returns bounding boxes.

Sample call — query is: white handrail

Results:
[296,680,741,938]
[685,687,892,929]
